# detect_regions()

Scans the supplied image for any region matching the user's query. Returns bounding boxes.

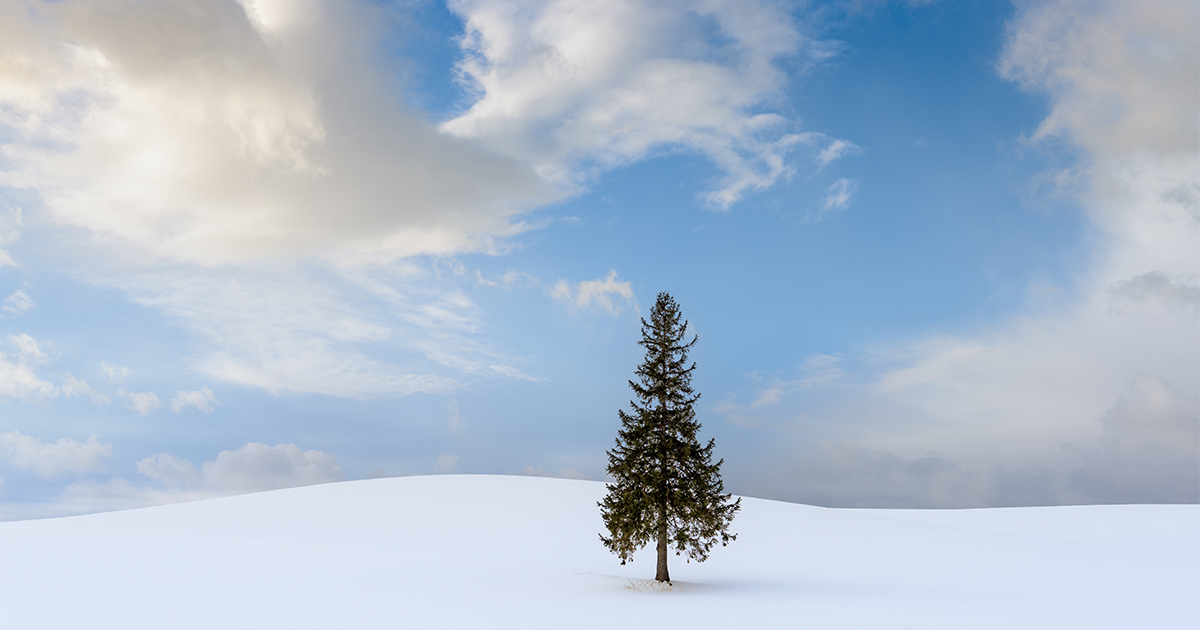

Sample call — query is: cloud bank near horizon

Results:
[720,0,1199,508]
[0,440,343,520]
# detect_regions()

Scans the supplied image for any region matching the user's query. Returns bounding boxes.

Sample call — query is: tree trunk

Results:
[655,520,670,582]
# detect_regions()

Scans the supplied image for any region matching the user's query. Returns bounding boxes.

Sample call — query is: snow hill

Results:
[1,475,1195,629]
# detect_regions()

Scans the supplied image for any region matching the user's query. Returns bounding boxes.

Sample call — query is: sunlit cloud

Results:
[443,0,846,208]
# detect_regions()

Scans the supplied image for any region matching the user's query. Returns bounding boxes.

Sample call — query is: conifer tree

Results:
[599,292,740,583]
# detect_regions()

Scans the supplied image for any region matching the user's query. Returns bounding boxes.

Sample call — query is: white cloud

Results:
[135,452,198,487]
[0,208,21,269]
[0,334,56,399]
[434,454,459,472]
[171,388,219,413]
[443,0,844,207]
[198,442,344,492]
[998,0,1198,158]
[0,440,345,520]
[726,0,1199,507]
[0,334,108,403]
[132,443,345,493]
[1,289,34,316]
[125,391,161,415]
[816,139,863,168]
[818,178,858,216]
[101,363,130,383]
[743,374,1198,508]
[0,431,111,479]
[60,376,109,405]
[0,442,345,519]
[0,0,549,265]
[551,270,637,315]
[861,0,1199,471]
[7,333,49,365]
[0,0,574,402]
[96,265,531,398]
[0,0,845,402]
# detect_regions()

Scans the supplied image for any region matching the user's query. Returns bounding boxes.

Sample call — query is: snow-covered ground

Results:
[1,475,1195,629]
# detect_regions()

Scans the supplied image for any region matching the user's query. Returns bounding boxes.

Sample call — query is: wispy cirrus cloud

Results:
[443,0,855,208]
[813,177,858,220]
[1,289,34,317]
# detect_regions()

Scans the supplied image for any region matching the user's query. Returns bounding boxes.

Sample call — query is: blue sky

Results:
[0,0,1196,517]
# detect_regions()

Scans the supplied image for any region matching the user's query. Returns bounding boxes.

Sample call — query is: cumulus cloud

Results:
[138,443,343,493]
[443,0,845,207]
[0,0,549,264]
[434,454,459,472]
[60,376,109,405]
[125,391,161,415]
[200,442,345,492]
[0,334,56,399]
[0,334,108,402]
[725,0,1199,507]
[135,452,198,487]
[0,431,111,479]
[0,0,560,399]
[101,363,130,383]
[170,388,218,413]
[551,270,637,315]
[0,0,845,401]
[6,333,49,365]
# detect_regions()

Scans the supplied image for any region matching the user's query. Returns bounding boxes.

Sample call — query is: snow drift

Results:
[0,475,1195,629]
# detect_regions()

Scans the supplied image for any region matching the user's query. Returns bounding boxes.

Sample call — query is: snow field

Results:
[0,475,1195,629]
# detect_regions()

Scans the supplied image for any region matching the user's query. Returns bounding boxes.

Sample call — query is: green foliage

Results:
[599,292,740,567]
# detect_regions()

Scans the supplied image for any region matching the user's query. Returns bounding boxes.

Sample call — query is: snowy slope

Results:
[0,475,1195,629]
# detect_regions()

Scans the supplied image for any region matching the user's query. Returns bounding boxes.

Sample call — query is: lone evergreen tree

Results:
[599,292,740,583]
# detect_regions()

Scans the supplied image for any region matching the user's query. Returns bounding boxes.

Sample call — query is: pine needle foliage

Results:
[599,292,740,582]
